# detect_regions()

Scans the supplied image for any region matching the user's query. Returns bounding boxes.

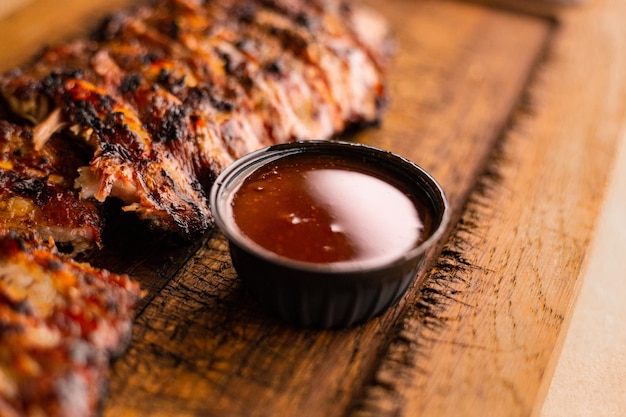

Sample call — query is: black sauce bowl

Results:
[209,140,449,328]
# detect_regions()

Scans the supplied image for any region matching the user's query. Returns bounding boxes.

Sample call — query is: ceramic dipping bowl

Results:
[210,140,449,328]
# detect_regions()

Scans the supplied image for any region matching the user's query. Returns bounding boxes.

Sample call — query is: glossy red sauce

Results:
[229,153,424,265]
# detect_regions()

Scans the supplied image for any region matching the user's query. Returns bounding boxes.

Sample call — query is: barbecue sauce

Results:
[229,153,423,265]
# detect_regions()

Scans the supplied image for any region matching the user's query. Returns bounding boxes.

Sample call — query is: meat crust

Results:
[0,1,391,415]
[0,233,141,417]
[0,121,103,254]
[0,0,391,244]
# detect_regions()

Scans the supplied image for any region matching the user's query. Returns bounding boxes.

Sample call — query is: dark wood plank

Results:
[99,1,551,416]
[84,208,208,312]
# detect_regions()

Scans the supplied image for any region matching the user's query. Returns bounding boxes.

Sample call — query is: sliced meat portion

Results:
[0,0,392,241]
[0,233,141,417]
[0,121,103,254]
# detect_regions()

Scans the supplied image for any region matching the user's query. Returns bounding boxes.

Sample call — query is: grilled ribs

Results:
[0,121,103,254]
[0,1,390,416]
[0,0,391,248]
[0,233,141,417]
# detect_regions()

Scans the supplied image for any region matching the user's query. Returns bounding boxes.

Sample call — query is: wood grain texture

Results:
[95,1,550,416]
[3,0,620,416]
[351,1,626,416]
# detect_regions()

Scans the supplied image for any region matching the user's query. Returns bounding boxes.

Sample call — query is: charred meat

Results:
[0,233,141,417]
[0,121,103,254]
[0,0,391,416]
[0,0,391,246]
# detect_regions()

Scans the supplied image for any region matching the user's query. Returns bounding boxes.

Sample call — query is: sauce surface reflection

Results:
[230,154,423,265]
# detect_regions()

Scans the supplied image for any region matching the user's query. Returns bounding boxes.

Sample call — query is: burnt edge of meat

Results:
[0,0,392,248]
[0,232,142,417]
[0,122,105,254]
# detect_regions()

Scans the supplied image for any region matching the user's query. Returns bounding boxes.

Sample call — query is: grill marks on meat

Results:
[0,234,141,417]
[0,0,390,245]
[65,78,214,236]
[0,1,390,416]
[0,122,103,254]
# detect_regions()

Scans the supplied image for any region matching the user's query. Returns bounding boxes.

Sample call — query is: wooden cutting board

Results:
[1,0,625,416]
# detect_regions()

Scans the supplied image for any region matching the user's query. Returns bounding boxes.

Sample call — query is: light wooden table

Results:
[541,128,626,417]
[1,0,624,416]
